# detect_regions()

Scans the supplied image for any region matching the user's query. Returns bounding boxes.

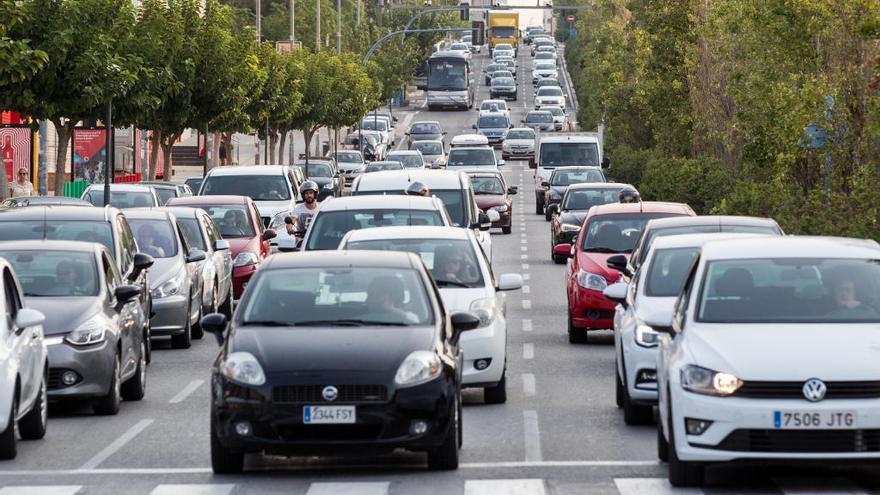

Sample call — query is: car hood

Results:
[559,211,587,227]
[148,257,186,287]
[549,186,567,198]
[226,237,258,257]
[339,163,364,172]
[438,287,488,312]
[311,177,334,187]
[683,324,880,382]
[232,326,435,373]
[577,251,627,283]
[26,297,104,336]
[479,128,507,136]
[254,200,293,219]
[475,195,505,209]
[505,139,534,147]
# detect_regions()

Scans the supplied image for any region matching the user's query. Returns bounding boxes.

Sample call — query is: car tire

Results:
[502,225,512,234]
[552,254,566,264]
[427,395,460,470]
[567,311,588,344]
[19,372,47,441]
[483,370,507,404]
[94,356,121,415]
[535,195,544,215]
[171,299,193,349]
[657,408,669,462]
[219,291,234,319]
[211,419,244,474]
[144,326,152,365]
[121,339,147,401]
[615,367,624,408]
[623,389,654,425]
[544,209,552,221]
[667,397,704,487]
[0,395,18,460]
[194,285,217,341]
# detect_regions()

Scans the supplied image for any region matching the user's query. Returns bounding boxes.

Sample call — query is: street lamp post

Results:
[337,0,342,55]
[103,101,113,206]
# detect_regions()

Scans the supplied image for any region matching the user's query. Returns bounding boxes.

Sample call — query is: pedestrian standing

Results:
[10,169,34,198]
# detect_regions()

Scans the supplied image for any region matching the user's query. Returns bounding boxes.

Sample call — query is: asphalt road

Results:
[2,46,880,495]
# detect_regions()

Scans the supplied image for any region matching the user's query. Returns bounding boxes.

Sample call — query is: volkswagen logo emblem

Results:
[802,378,827,402]
[322,386,338,402]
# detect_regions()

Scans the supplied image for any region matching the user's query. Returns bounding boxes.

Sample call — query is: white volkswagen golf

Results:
[339,226,522,403]
[654,236,880,486]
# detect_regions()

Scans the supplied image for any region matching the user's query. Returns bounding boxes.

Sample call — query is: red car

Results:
[469,171,516,234]
[564,202,694,343]
[166,195,275,300]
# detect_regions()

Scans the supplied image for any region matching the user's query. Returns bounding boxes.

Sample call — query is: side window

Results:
[116,216,135,273]
[3,268,22,322]
[202,215,219,246]
[673,256,700,331]
[176,224,191,253]
[103,254,120,294]
[251,203,265,233]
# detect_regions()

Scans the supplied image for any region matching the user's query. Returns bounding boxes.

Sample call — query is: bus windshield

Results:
[428,58,468,91]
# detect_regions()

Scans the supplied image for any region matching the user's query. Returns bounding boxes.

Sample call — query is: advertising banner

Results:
[0,126,33,182]
[72,128,107,184]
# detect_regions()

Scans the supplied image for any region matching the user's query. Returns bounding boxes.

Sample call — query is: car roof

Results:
[650,232,774,251]
[343,226,471,243]
[412,120,441,126]
[567,182,632,191]
[645,215,780,231]
[527,110,553,115]
[121,207,175,220]
[167,195,250,206]
[162,206,204,219]
[479,111,509,118]
[0,239,107,253]
[551,166,603,172]
[507,127,535,133]
[590,201,694,216]
[318,194,447,211]
[265,250,421,270]
[206,165,289,176]
[451,134,489,142]
[138,181,180,189]
[449,146,494,152]
[387,150,422,156]
[0,205,117,221]
[84,183,154,192]
[701,236,880,261]
[354,169,467,190]
[431,50,468,59]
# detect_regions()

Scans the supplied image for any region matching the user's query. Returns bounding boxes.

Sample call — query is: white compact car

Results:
[339,226,522,402]
[532,63,559,84]
[535,86,566,110]
[653,236,880,487]
[0,260,48,459]
[501,128,537,160]
[604,233,775,426]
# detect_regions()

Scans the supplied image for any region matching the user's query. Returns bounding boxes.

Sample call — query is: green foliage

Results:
[0,0,48,87]
[638,155,733,214]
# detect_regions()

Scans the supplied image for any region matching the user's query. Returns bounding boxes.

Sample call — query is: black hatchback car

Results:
[293,160,341,201]
[202,251,480,473]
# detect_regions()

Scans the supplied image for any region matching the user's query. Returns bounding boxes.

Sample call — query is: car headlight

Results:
[635,324,660,348]
[323,184,333,189]
[490,205,508,213]
[65,315,107,346]
[151,271,185,299]
[560,223,581,233]
[680,365,742,397]
[394,350,442,388]
[576,270,607,291]
[219,351,266,386]
[469,297,498,328]
[233,252,259,267]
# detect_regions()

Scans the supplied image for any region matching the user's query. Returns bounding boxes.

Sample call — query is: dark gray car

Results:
[0,241,148,415]
[126,208,207,348]
[139,182,194,205]
[406,121,445,148]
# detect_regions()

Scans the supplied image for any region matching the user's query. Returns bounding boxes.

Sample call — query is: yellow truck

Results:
[487,10,519,54]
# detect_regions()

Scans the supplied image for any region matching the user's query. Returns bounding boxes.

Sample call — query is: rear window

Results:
[128,219,179,259]
[201,175,290,202]
[84,190,155,209]
[447,149,496,167]
[526,112,553,123]
[537,87,563,97]
[411,123,440,134]
[478,115,509,128]
[0,220,114,254]
[306,209,446,250]
[0,250,100,297]
[386,154,424,168]
[412,142,443,155]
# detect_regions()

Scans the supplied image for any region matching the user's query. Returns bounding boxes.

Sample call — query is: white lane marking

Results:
[522,263,530,270]
[521,246,528,251]
[523,343,534,359]
[168,379,204,404]
[614,479,704,495]
[306,482,391,495]
[464,479,546,495]
[78,419,155,470]
[523,273,530,281]
[774,478,869,495]
[522,319,532,332]
[523,410,543,462]
[149,485,235,495]
[522,300,531,309]
[520,254,528,260]
[520,239,527,244]
[0,488,82,495]
[522,374,536,396]
[522,285,531,294]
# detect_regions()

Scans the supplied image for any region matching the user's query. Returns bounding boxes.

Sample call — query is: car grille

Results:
[736,381,880,399]
[710,429,880,453]
[272,384,388,404]
[278,424,383,442]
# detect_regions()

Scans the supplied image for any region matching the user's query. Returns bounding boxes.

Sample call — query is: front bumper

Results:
[150,294,191,336]
[212,373,456,455]
[490,89,517,101]
[622,336,658,404]
[460,318,506,387]
[502,147,535,159]
[47,339,115,399]
[233,264,259,300]
[568,282,616,330]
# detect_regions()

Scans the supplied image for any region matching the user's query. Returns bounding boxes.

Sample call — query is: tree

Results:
[0,0,48,88]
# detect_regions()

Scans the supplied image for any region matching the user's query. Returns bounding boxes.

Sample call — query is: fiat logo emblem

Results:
[322,386,338,402]
[802,378,827,402]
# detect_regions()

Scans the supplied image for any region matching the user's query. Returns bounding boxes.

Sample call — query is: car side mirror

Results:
[14,308,45,332]
[541,181,550,188]
[214,239,230,251]
[496,273,523,291]
[186,249,207,263]
[497,159,505,166]
[472,124,477,129]
[553,243,572,258]
[528,157,537,169]
[507,186,518,195]
[450,311,481,345]
[602,157,610,169]
[131,252,154,280]
[602,282,628,308]
[645,308,675,335]
[261,229,277,241]
[200,313,229,346]
[606,254,631,276]
[114,284,141,304]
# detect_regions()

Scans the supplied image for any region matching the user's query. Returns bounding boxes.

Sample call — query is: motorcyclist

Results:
[406,181,431,197]
[618,187,641,204]
[285,181,320,238]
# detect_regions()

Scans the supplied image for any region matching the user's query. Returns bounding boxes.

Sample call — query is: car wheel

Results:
[667,396,704,487]
[567,310,588,344]
[94,356,121,415]
[194,285,217,341]
[144,325,152,365]
[544,209,552,221]
[171,299,193,349]
[657,406,669,462]
[615,366,624,408]
[121,339,147,401]
[427,394,460,470]
[483,369,507,404]
[623,387,654,425]
[0,395,18,459]
[19,372,47,440]
[211,418,244,474]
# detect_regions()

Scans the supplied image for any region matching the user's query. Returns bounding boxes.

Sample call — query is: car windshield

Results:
[361,120,388,132]
[697,258,880,323]
[128,219,178,259]
[177,218,207,251]
[645,247,699,297]
[240,267,434,326]
[0,220,114,253]
[537,88,563,97]
[563,188,622,210]
[486,64,504,73]
[386,154,423,168]
[201,175,290,201]
[365,162,403,172]
[297,163,333,178]
[481,101,507,111]
[526,112,553,123]
[190,204,255,238]
[334,152,363,163]
[451,43,468,50]
[638,224,782,265]
[0,250,99,297]
[411,122,441,134]
[346,239,485,288]
[536,63,556,71]
[492,78,514,86]
[306,209,445,250]
[83,190,154,209]
[551,169,605,186]
[472,177,504,195]
[536,52,554,59]
[153,188,177,205]
[478,115,509,128]
[447,149,496,167]
[506,130,535,140]
[540,142,600,167]
[546,107,564,117]
[412,142,442,155]
[582,213,681,253]
[538,79,559,88]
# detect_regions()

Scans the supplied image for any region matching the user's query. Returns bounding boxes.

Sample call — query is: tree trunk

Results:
[211,132,221,169]
[302,128,314,163]
[222,132,234,165]
[278,130,288,165]
[148,130,162,181]
[160,134,177,181]
[52,118,73,195]
[288,130,296,164]
[269,131,278,164]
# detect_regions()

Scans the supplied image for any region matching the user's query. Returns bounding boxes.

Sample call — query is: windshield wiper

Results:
[583,247,620,253]
[435,280,472,288]
[240,320,291,327]
[293,319,409,327]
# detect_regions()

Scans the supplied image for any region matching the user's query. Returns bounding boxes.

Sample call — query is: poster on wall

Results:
[0,126,33,183]
[72,128,107,184]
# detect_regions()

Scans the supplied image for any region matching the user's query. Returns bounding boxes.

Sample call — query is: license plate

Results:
[303,405,356,424]
[773,410,857,429]
[514,150,526,154]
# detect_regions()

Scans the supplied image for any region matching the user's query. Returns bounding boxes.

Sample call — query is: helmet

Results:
[618,187,641,203]
[300,180,319,195]
[406,181,430,197]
